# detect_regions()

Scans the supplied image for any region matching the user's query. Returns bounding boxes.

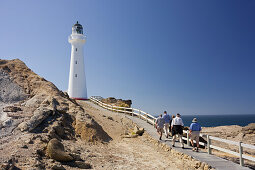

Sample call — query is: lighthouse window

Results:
[75,61,77,64]
[75,74,77,77]
[76,48,77,51]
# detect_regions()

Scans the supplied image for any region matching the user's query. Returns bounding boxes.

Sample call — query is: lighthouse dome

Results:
[72,21,83,34]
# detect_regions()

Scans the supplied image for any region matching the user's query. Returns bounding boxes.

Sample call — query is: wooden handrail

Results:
[89,96,255,165]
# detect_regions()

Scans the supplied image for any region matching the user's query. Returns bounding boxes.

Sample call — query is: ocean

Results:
[153,114,255,127]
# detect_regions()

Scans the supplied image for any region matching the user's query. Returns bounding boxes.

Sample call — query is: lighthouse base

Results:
[71,97,88,100]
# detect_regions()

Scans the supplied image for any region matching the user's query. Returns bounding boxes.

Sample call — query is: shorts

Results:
[172,125,183,136]
[157,127,164,133]
[190,131,200,141]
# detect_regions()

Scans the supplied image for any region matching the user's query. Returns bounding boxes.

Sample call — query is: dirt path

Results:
[76,101,183,169]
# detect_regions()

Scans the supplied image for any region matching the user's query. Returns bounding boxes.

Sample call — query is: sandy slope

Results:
[76,101,184,170]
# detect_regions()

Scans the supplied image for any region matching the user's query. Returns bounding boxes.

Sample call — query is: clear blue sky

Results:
[1,0,255,115]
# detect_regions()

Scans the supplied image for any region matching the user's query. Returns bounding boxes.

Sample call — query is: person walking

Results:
[189,118,202,152]
[162,111,171,138]
[155,114,165,140]
[169,115,175,136]
[171,113,184,149]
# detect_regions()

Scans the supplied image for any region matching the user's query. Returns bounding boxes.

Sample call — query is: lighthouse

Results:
[68,21,87,100]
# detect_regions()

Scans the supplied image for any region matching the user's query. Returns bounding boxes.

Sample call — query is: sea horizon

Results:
[152,113,255,127]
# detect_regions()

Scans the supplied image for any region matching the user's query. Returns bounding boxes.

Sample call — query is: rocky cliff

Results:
[0,59,110,169]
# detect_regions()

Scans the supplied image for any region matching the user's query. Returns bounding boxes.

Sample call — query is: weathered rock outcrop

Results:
[18,107,52,132]
[0,59,111,143]
[102,97,132,108]
[0,59,112,168]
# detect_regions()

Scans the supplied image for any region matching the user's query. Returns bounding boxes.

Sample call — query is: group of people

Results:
[155,111,201,152]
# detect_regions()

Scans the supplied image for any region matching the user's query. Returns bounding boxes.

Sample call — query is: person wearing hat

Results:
[189,118,202,152]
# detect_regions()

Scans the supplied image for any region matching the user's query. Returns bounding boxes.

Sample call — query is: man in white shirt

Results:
[171,113,184,149]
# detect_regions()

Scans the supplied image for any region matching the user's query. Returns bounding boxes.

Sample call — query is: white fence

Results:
[90,96,255,167]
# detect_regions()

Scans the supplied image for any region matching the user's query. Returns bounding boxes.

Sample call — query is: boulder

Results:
[46,138,73,162]
[133,126,144,136]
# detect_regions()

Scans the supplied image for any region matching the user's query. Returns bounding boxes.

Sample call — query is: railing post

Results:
[239,142,244,166]
[146,113,149,123]
[187,131,190,146]
[139,110,141,119]
[131,109,134,117]
[207,135,211,154]
[112,105,113,112]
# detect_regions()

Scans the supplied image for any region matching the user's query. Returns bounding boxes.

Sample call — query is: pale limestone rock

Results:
[26,107,52,131]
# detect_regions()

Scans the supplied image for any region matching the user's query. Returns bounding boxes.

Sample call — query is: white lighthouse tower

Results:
[68,21,87,100]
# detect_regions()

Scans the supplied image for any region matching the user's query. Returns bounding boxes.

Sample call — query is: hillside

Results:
[0,59,111,169]
[0,59,191,169]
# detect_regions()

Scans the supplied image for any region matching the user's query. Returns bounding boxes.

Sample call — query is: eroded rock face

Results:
[46,138,73,162]
[102,97,132,108]
[0,70,28,103]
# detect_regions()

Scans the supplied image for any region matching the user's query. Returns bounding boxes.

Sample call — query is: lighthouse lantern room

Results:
[68,21,87,100]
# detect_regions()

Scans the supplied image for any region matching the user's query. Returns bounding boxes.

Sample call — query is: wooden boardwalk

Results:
[86,101,251,170]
